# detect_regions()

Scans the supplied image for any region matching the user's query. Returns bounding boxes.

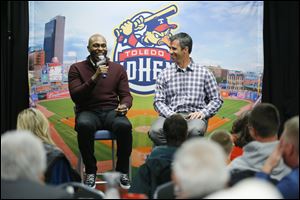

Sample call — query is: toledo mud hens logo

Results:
[113,5,178,95]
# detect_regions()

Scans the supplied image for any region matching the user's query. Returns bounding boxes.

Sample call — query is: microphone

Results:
[96,55,108,78]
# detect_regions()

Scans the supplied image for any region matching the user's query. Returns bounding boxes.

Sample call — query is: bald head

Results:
[87,33,108,58]
[88,34,106,48]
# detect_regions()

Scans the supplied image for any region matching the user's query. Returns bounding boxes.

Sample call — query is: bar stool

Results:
[77,130,116,184]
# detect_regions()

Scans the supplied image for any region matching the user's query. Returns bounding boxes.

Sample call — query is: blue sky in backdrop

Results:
[29,1,263,72]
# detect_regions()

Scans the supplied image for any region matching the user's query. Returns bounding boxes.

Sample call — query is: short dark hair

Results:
[169,32,193,54]
[209,130,233,156]
[163,114,188,147]
[231,110,253,147]
[249,103,280,138]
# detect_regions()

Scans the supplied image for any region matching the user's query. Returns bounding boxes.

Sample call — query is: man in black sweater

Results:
[68,33,133,189]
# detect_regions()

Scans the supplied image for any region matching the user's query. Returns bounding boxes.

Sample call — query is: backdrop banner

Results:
[28,1,263,170]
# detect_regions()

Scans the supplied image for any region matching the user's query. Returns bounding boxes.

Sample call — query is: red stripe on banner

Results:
[119,48,170,61]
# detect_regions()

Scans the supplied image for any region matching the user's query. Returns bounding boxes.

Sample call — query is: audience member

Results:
[17,108,80,185]
[129,114,188,198]
[256,115,299,199]
[172,138,229,198]
[228,103,291,186]
[230,110,253,161]
[209,130,233,164]
[1,130,72,199]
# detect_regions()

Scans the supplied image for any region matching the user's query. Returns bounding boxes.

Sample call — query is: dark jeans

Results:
[75,109,132,174]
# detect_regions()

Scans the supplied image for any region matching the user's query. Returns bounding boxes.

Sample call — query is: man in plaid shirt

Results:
[149,32,223,146]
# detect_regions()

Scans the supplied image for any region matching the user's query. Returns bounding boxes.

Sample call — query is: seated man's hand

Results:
[98,65,109,75]
[186,112,205,120]
[115,104,128,116]
[92,65,108,80]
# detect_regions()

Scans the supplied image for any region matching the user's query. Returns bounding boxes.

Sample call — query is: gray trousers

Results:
[148,114,208,146]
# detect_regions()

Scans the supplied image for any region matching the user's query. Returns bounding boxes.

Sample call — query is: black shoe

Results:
[119,174,131,189]
[84,173,96,188]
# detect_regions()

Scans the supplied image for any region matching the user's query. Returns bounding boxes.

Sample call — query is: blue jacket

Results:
[44,143,81,185]
[256,167,299,199]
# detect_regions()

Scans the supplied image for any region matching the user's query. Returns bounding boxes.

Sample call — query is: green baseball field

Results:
[37,94,251,175]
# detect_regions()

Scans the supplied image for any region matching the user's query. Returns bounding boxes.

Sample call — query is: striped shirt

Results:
[154,58,223,118]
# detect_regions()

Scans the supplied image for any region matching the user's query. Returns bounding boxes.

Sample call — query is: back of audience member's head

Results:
[172,138,229,198]
[163,114,188,147]
[281,115,299,167]
[17,108,54,145]
[205,178,282,199]
[231,110,253,147]
[248,103,280,138]
[1,130,46,182]
[209,130,233,159]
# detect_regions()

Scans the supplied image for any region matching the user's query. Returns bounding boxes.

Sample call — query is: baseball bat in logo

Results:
[113,4,179,95]
[114,5,177,39]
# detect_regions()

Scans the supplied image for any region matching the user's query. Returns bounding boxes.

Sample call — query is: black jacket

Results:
[129,146,177,198]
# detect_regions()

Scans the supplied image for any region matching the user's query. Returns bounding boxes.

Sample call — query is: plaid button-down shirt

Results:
[154,58,223,118]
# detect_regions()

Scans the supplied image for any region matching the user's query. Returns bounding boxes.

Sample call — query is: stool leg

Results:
[112,139,115,170]
[129,156,132,180]
[77,153,84,182]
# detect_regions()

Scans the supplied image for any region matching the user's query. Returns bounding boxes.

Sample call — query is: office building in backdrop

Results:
[43,15,65,64]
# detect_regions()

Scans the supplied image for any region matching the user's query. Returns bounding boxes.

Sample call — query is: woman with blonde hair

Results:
[17,108,54,145]
[17,108,80,184]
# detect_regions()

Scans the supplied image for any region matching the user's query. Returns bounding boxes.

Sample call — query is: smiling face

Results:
[169,39,188,64]
[87,34,107,61]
